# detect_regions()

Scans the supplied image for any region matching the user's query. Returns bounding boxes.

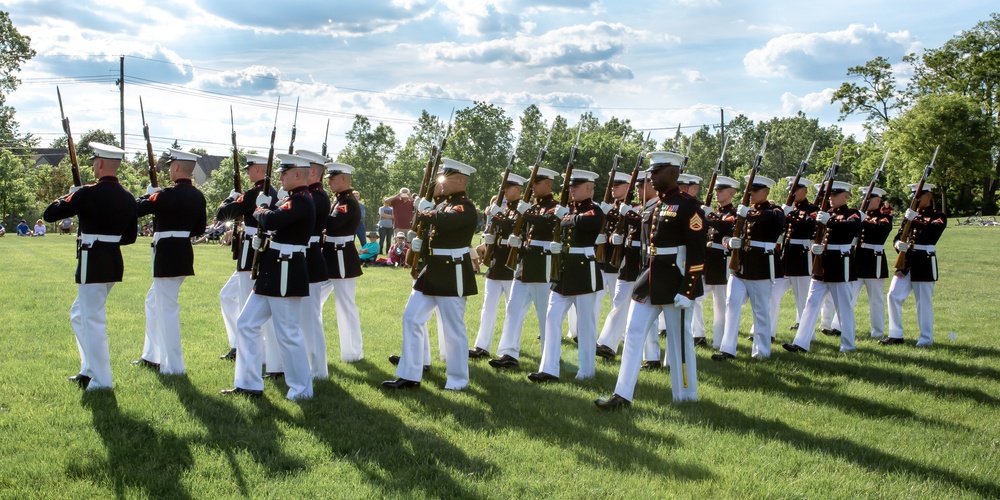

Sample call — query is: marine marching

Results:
[44,90,948,408]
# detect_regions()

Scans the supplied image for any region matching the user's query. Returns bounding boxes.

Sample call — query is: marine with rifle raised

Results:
[296,149,333,377]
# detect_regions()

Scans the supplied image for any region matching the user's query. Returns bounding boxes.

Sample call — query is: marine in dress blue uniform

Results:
[769,177,818,336]
[295,150,332,378]
[851,187,892,338]
[701,176,739,351]
[42,142,137,390]
[134,148,207,375]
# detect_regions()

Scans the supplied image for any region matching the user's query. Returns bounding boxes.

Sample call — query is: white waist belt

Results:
[500,238,509,245]
[308,235,321,245]
[430,247,470,258]
[789,238,811,247]
[826,243,853,252]
[153,231,189,243]
[242,226,257,236]
[327,235,355,245]
[567,246,596,256]
[861,243,884,253]
[527,240,548,248]
[748,241,776,251]
[270,242,307,255]
[630,240,642,248]
[709,242,726,250]
[912,244,936,253]
[649,246,679,256]
[80,233,122,245]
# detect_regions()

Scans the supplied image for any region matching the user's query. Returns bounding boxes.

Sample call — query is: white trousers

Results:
[495,281,551,360]
[704,282,728,349]
[319,278,364,362]
[538,291,598,379]
[142,276,186,374]
[69,283,114,390]
[220,271,242,348]
[855,278,886,337]
[473,278,513,351]
[792,280,857,352]
[821,292,836,330]
[568,270,614,338]
[720,277,774,358]
[300,282,328,379]
[615,300,698,402]
[597,278,637,351]
[235,292,313,400]
[887,274,936,346]
[396,290,468,389]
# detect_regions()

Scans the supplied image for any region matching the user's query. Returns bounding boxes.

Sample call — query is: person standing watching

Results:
[133,148,207,375]
[385,187,415,236]
[43,142,137,390]
[378,199,394,254]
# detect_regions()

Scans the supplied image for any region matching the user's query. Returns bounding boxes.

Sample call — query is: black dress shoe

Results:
[220,348,237,360]
[879,337,904,345]
[489,354,519,369]
[595,344,616,360]
[711,352,736,361]
[693,337,708,348]
[821,328,842,336]
[388,355,430,372]
[131,358,160,370]
[789,322,799,331]
[68,374,91,388]
[782,343,807,353]
[640,360,661,371]
[220,387,263,398]
[595,394,632,410]
[468,347,490,359]
[571,336,579,344]
[263,372,284,379]
[658,329,666,338]
[381,378,420,389]
[527,372,559,383]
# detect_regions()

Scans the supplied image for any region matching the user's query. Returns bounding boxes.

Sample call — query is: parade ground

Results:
[1,225,998,498]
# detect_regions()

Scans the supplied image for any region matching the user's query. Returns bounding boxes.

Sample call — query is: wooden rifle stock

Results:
[250,98,281,280]
[894,146,939,272]
[56,87,82,187]
[852,149,888,256]
[230,106,243,260]
[596,132,626,264]
[409,112,453,278]
[728,132,769,273]
[505,124,554,271]
[775,141,815,259]
[810,139,846,274]
[550,122,584,283]
[139,97,158,188]
[607,132,651,269]
[481,154,514,265]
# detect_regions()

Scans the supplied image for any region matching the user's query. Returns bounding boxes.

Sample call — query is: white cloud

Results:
[527,62,635,84]
[196,66,283,94]
[682,70,706,83]
[743,24,920,81]
[780,88,836,115]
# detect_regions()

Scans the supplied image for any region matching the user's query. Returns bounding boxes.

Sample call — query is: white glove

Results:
[516,200,531,214]
[255,192,274,208]
[251,235,262,251]
[483,233,496,245]
[904,208,918,221]
[782,204,794,215]
[610,233,624,245]
[736,205,750,218]
[811,243,825,255]
[620,205,637,216]
[276,189,288,200]
[894,240,909,253]
[725,237,742,251]
[599,201,614,213]
[553,205,569,218]
[507,235,522,247]
[816,211,831,225]
[417,197,435,212]
[549,241,563,254]
[146,185,161,196]
[406,230,417,242]
[700,204,711,216]
[228,190,241,200]
[69,185,81,194]
[488,205,503,217]
[595,233,607,245]
[858,212,867,222]
[673,294,694,309]
[410,237,423,253]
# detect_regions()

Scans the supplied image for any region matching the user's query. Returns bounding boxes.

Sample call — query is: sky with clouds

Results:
[3,0,996,159]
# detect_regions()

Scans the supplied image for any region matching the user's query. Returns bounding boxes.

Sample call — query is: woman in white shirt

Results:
[33,219,46,236]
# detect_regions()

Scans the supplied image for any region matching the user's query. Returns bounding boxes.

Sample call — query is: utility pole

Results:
[719,108,725,175]
[119,56,125,149]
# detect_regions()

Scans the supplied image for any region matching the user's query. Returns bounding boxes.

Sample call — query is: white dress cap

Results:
[506,173,528,186]
[784,176,814,189]
[830,181,854,193]
[567,169,599,185]
[908,182,935,192]
[745,175,776,188]
[90,142,126,160]
[296,150,328,165]
[243,153,269,168]
[714,175,740,189]
[275,153,310,172]
[439,158,477,176]
[325,162,355,177]
[679,173,702,185]
[611,171,632,183]
[858,186,886,198]
[166,148,201,163]
[646,151,684,169]
[533,167,560,180]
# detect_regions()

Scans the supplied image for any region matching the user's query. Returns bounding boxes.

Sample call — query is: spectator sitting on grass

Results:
[359,231,380,266]
[33,219,46,236]
[0,222,6,237]
[16,220,29,236]
[59,217,72,235]
[386,231,408,267]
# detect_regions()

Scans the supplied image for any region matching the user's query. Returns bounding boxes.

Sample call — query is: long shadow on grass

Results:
[160,376,307,496]
[295,374,491,498]
[675,399,1000,497]
[863,345,1000,380]
[70,390,193,499]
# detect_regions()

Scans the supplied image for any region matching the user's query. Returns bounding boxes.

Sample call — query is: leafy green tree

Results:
[831,56,907,134]
[514,105,549,172]
[387,110,443,198]
[447,101,514,208]
[0,148,35,225]
[336,115,398,227]
[0,11,36,150]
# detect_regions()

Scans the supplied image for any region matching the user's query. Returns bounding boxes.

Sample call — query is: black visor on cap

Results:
[612,180,629,185]
[750,183,769,190]
[569,178,592,186]
[715,184,732,190]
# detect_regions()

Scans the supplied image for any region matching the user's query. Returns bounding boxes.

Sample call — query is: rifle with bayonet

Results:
[607,131,651,269]
[894,145,939,272]
[852,149,889,255]
[809,138,847,274]
[595,130,627,264]
[775,141,816,258]
[728,131,769,273]
[703,134,729,207]
[321,119,330,158]
[250,98,281,280]
[139,97,158,189]
[288,97,299,154]
[56,87,82,188]
[408,110,454,278]
[505,124,555,271]
[549,121,584,283]
[481,149,515,265]
[230,106,243,260]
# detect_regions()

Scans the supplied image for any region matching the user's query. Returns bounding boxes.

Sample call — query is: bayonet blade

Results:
[804,140,817,165]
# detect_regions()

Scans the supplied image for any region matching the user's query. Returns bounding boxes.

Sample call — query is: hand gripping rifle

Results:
[139,97,158,189]
[408,110,454,278]
[250,98,281,279]
[810,138,847,274]
[230,106,243,260]
[595,130,627,264]
[703,134,730,207]
[775,141,816,258]
[852,148,889,255]
[549,121,584,283]
[728,131,769,273]
[287,97,299,154]
[608,131,651,269]
[56,87,82,188]
[481,149,515,265]
[894,145,939,272]
[505,124,555,271]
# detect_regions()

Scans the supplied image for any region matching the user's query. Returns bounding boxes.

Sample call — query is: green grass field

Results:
[1,225,998,498]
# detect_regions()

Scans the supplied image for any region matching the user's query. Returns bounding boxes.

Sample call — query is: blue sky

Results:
[3,0,996,159]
